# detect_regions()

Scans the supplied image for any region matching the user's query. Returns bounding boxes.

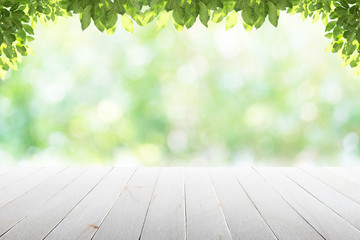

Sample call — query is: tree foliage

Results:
[0,0,360,79]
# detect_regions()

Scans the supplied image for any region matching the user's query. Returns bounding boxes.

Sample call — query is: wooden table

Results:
[0,167,359,239]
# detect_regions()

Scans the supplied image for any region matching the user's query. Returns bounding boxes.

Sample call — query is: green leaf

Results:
[26,36,35,42]
[106,24,117,36]
[325,21,337,32]
[242,6,254,26]
[165,0,175,11]
[254,14,266,29]
[94,17,106,32]
[1,0,360,79]
[114,0,126,14]
[3,47,14,59]
[332,41,343,53]
[143,10,156,24]
[130,0,141,11]
[199,2,210,27]
[243,21,253,32]
[212,9,226,23]
[225,11,238,30]
[184,2,197,28]
[23,24,34,35]
[324,33,333,39]
[325,42,334,52]
[174,22,184,32]
[16,44,27,56]
[80,5,92,30]
[207,0,219,10]
[121,15,134,33]
[268,2,279,27]
[356,28,360,42]
[343,43,356,55]
[234,0,245,11]
[322,13,328,26]
[185,15,197,29]
[243,21,252,32]
[350,55,360,67]
[312,11,320,23]
[353,64,360,76]
[105,8,118,29]
[173,4,186,26]
[156,12,170,31]
[0,60,9,71]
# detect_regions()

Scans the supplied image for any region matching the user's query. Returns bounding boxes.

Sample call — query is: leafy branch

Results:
[0,0,360,79]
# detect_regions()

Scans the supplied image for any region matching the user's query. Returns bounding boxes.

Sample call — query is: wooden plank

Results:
[0,168,14,177]
[257,167,360,240]
[44,167,136,240]
[91,167,159,240]
[232,168,323,240]
[209,167,276,240]
[283,167,360,231]
[0,167,63,208]
[302,167,360,205]
[2,166,360,240]
[325,167,360,186]
[185,168,232,240]
[0,167,111,240]
[140,168,185,240]
[0,167,40,189]
[0,167,85,237]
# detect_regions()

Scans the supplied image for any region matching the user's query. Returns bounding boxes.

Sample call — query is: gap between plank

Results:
[89,167,138,240]
[41,167,114,240]
[0,167,85,238]
[138,168,161,240]
[183,168,187,240]
[299,168,360,204]
[231,168,279,240]
[0,167,67,211]
[0,168,43,191]
[280,168,360,232]
[207,168,234,240]
[252,168,326,240]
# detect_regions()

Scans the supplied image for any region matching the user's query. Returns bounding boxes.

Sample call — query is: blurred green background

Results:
[0,14,359,166]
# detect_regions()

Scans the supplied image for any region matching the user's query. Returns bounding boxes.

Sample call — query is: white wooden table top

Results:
[0,167,359,240]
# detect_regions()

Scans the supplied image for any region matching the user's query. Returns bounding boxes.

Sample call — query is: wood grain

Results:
[302,167,360,205]
[0,167,63,209]
[209,167,276,240]
[45,167,136,240]
[233,167,323,240]
[1,168,110,240]
[0,167,359,240]
[141,167,185,240]
[185,168,232,240]
[257,167,360,240]
[92,167,159,240]
[0,167,40,190]
[0,168,14,177]
[325,167,360,186]
[0,168,84,237]
[282,167,360,231]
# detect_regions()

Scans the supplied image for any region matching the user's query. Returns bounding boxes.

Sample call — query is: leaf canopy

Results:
[0,0,360,79]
